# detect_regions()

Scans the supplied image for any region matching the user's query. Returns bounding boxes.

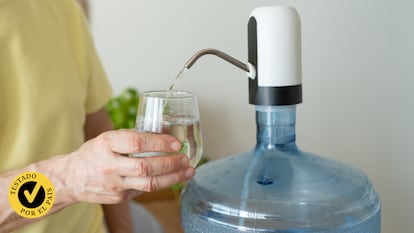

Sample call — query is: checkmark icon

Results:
[23,182,41,203]
[10,172,55,218]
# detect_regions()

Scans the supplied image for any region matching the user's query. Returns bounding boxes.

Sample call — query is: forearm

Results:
[0,155,75,232]
[103,202,133,233]
[0,108,110,232]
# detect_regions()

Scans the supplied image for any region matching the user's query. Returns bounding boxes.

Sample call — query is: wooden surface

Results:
[134,189,184,233]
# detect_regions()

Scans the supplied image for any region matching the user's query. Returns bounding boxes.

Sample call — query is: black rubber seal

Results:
[249,85,302,105]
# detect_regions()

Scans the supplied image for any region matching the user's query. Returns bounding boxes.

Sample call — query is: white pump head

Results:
[248,6,302,105]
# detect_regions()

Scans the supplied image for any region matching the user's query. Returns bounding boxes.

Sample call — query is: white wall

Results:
[90,0,414,232]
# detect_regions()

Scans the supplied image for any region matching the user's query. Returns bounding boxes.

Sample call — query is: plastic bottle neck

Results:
[255,105,297,148]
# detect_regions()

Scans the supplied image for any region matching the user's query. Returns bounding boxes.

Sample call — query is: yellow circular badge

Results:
[8,172,55,219]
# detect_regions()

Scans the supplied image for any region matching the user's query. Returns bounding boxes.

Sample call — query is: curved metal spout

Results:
[184,48,250,73]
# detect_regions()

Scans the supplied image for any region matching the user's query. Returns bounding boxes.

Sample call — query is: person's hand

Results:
[46,130,195,204]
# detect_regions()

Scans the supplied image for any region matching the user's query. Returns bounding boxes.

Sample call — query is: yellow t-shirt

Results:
[0,0,112,232]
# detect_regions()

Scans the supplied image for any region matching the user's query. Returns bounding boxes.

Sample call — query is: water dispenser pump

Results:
[180,6,381,233]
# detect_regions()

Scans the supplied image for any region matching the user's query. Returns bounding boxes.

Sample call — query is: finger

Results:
[122,167,195,192]
[103,129,181,154]
[116,154,190,177]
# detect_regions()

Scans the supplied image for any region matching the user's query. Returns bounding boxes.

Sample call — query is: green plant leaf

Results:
[179,139,189,155]
[106,87,140,129]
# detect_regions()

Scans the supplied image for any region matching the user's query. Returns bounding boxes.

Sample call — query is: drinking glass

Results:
[132,90,203,167]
